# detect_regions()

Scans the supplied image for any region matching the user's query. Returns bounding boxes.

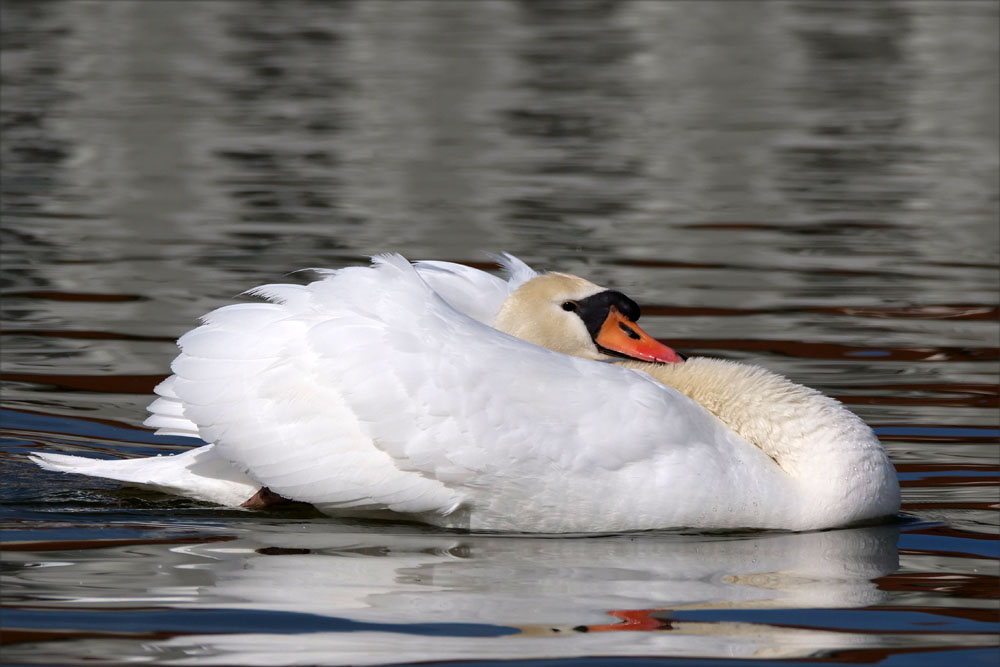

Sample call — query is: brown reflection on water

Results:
[875,575,1000,605]
[839,395,998,409]
[0,628,180,647]
[0,330,174,343]
[819,305,1000,321]
[898,476,998,489]
[643,304,999,321]
[901,502,999,513]
[876,431,997,443]
[668,339,998,363]
[0,534,234,552]
[815,646,999,664]
[2,291,145,303]
[897,464,999,473]
[0,373,166,394]
[862,384,998,396]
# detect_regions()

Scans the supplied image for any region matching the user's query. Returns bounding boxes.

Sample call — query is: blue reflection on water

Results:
[1,408,205,450]
[4,607,517,638]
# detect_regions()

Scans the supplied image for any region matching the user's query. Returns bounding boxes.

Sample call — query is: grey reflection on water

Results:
[2,0,996,291]
[3,523,902,664]
[777,2,919,217]
[500,1,645,249]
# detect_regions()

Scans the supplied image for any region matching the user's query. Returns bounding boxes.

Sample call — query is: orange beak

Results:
[596,306,684,364]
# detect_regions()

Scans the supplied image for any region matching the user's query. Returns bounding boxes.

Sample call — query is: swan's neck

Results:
[618,357,898,520]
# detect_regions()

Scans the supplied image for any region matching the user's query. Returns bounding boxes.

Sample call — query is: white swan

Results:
[31,253,899,532]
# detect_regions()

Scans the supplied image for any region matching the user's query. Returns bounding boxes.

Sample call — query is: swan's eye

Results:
[561,301,578,312]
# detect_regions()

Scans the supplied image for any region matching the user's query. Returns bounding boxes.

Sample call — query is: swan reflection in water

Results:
[117,522,906,663]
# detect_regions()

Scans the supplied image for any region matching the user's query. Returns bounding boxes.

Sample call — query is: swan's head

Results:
[493,273,684,363]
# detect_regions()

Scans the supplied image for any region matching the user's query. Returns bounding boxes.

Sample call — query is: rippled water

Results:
[1,1,998,665]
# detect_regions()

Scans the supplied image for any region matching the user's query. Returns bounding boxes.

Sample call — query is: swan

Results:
[30,253,899,532]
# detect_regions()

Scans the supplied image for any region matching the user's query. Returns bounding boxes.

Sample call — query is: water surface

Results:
[1,1,998,665]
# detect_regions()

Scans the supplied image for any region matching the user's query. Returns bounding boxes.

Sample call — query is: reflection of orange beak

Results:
[584,608,670,632]
[596,306,684,363]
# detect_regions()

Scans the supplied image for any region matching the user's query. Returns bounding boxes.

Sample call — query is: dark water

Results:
[1,0,998,664]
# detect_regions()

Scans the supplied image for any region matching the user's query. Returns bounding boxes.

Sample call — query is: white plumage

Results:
[31,253,899,532]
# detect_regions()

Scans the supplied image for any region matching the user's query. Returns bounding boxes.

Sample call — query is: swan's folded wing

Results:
[164,254,711,516]
[164,267,466,514]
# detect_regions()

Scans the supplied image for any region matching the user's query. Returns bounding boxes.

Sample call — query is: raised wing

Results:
[413,253,537,325]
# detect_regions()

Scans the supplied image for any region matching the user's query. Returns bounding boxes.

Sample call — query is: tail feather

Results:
[29,445,260,507]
